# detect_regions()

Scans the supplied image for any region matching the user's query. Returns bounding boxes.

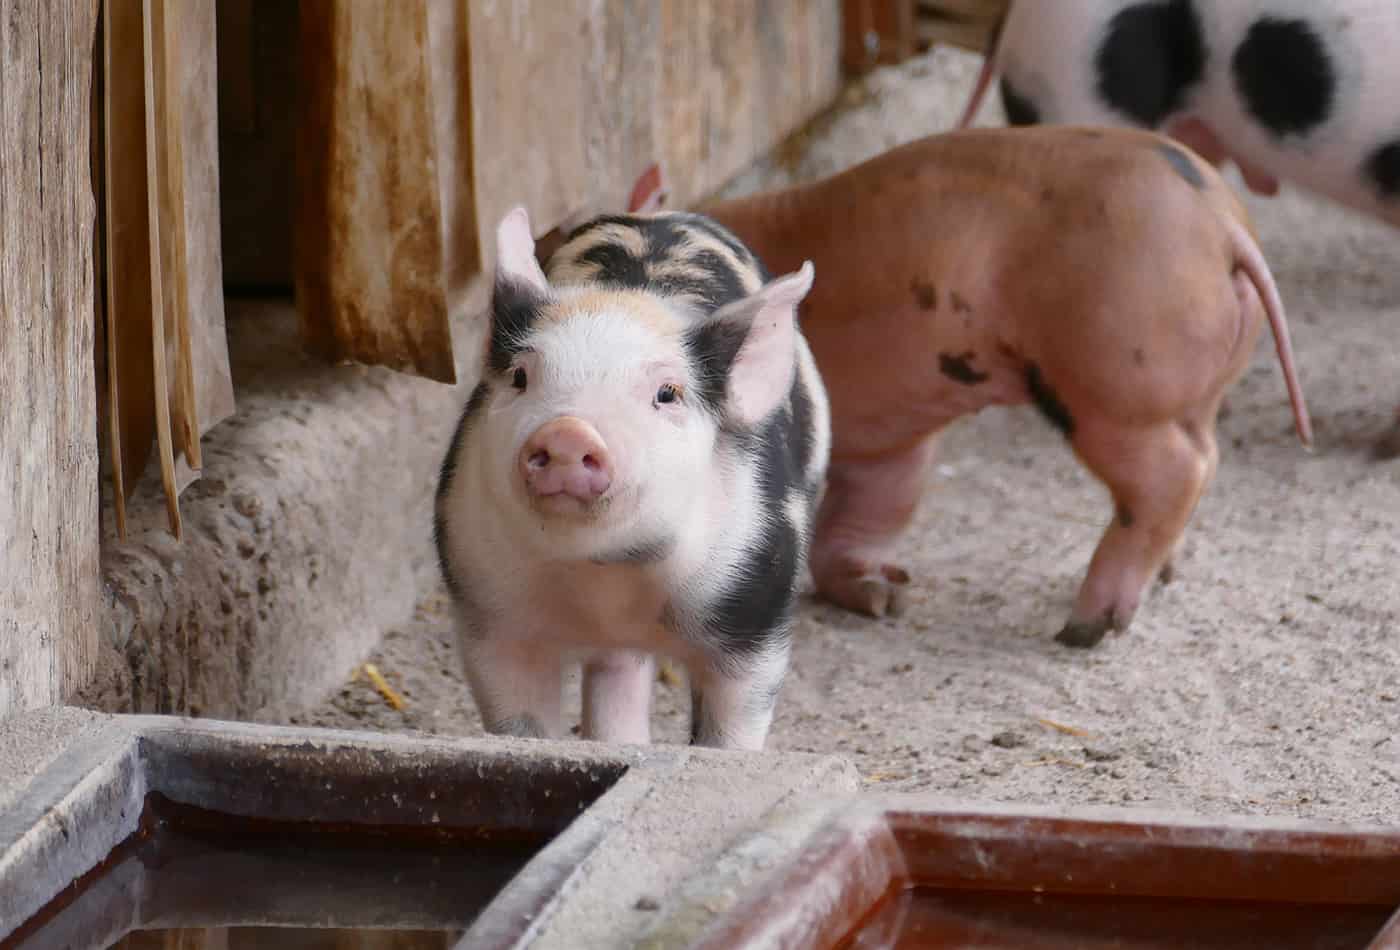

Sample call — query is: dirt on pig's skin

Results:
[288,46,1400,825]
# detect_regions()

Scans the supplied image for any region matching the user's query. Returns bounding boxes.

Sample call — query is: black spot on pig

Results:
[685,319,750,414]
[939,351,990,385]
[911,280,938,311]
[1025,363,1075,437]
[1117,504,1135,528]
[788,375,817,490]
[1364,140,1400,198]
[684,213,762,271]
[1095,0,1205,126]
[1000,76,1040,125]
[1133,347,1146,366]
[683,248,748,307]
[435,382,490,606]
[1157,142,1204,188]
[1040,186,1056,202]
[709,515,800,657]
[1232,18,1336,138]
[487,281,546,373]
[949,292,972,314]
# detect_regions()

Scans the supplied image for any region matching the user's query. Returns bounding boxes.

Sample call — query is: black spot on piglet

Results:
[1232,17,1336,138]
[1025,362,1075,438]
[999,76,1040,126]
[1364,140,1400,199]
[939,351,990,385]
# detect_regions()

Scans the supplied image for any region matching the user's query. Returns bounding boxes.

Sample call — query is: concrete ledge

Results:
[82,293,487,720]
[0,707,860,947]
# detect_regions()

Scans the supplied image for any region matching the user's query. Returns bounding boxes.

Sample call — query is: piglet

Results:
[703,125,1311,648]
[434,206,830,749]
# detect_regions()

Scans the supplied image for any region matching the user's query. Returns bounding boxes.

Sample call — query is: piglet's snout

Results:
[520,416,613,505]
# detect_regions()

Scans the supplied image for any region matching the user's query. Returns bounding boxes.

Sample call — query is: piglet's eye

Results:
[512,367,528,391]
[654,383,680,406]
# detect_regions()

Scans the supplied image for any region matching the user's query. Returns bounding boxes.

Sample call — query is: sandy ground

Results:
[286,47,1400,825]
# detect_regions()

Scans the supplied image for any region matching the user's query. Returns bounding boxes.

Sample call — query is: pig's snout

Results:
[520,417,613,507]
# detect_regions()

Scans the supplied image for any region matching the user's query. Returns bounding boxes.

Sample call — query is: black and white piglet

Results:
[959,0,1400,229]
[434,206,830,750]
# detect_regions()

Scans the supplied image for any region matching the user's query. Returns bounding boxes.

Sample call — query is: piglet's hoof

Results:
[820,563,912,619]
[1054,617,1113,649]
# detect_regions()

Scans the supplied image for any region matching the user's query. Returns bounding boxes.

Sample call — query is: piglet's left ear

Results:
[702,261,814,428]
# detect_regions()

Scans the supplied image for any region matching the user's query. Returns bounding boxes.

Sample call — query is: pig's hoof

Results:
[820,563,911,618]
[1372,425,1400,461]
[1054,618,1112,649]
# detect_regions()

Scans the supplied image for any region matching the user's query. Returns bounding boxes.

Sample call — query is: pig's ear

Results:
[494,206,550,295]
[690,261,814,427]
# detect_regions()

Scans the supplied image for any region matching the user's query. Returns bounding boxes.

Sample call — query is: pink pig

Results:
[693,126,1311,648]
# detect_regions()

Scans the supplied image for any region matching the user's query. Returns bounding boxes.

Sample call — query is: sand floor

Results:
[288,46,1400,826]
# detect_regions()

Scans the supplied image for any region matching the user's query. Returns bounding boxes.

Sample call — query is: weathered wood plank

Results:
[660,0,842,205]
[169,0,235,446]
[470,0,839,242]
[142,0,184,536]
[427,0,478,307]
[296,0,456,384]
[102,0,157,522]
[466,1,593,253]
[0,0,101,716]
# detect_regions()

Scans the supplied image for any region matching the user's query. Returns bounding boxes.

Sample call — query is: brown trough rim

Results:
[688,796,1400,950]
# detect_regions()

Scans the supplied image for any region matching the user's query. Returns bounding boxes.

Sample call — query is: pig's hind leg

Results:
[809,437,936,618]
[581,650,655,745]
[1056,415,1217,648]
[460,637,565,739]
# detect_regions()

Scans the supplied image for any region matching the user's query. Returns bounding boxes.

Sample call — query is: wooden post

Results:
[0,0,102,717]
[295,0,457,385]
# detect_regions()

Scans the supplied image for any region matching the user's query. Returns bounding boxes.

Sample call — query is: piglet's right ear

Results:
[494,206,550,295]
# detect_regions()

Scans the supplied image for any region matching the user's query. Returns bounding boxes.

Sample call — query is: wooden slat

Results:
[295,0,456,384]
[168,0,235,446]
[141,0,184,536]
[426,0,479,307]
[103,0,158,523]
[466,1,593,253]
[659,0,842,206]
[0,0,102,716]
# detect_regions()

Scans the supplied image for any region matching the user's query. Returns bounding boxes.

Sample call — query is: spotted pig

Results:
[434,207,830,749]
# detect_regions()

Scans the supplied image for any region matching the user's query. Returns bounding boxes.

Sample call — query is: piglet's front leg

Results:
[688,647,790,751]
[810,438,935,618]
[459,635,564,739]
[581,650,654,745]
